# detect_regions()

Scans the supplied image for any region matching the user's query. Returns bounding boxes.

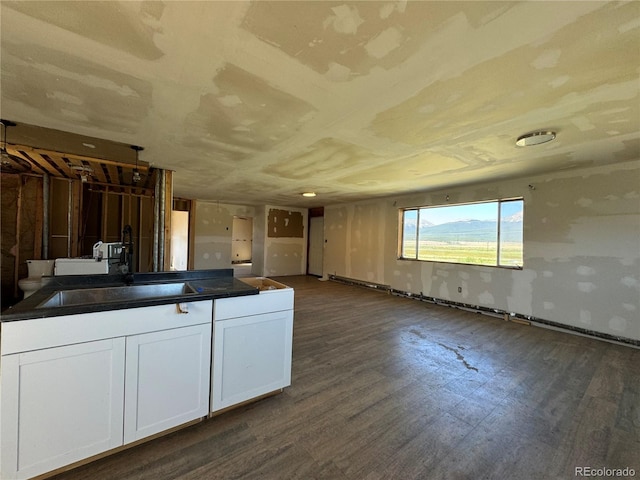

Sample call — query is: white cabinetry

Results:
[212,280,294,412]
[1,300,212,480]
[0,339,125,480]
[124,323,211,444]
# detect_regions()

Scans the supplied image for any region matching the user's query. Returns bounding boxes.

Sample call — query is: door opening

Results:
[308,214,324,277]
[232,216,252,265]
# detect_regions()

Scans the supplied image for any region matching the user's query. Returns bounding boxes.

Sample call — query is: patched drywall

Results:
[267,208,304,238]
[4,1,164,60]
[324,202,386,282]
[2,2,638,206]
[1,42,152,133]
[184,63,316,160]
[193,201,255,270]
[325,160,640,342]
[261,206,308,276]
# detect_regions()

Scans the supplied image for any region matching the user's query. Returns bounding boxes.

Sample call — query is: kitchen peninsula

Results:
[0,269,294,480]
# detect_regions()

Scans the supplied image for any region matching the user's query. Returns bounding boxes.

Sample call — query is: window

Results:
[399,199,523,268]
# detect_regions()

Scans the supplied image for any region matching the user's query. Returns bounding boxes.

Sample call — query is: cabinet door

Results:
[0,339,125,480]
[124,324,212,444]
[212,310,293,412]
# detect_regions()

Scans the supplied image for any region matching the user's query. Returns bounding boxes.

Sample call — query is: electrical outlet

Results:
[457,286,462,293]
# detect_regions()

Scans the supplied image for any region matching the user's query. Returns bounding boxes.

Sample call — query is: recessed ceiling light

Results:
[302,192,316,197]
[516,131,556,147]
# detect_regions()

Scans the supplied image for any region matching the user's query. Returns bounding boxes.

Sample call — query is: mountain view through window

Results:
[400,199,523,267]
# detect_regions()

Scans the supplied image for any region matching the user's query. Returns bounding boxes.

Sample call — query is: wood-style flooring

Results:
[50,275,640,480]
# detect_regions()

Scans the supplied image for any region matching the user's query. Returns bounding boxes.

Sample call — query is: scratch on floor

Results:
[438,343,479,372]
[409,328,428,339]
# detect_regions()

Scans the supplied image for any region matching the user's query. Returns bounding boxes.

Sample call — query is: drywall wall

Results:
[252,206,266,276]
[324,160,640,343]
[193,202,307,276]
[261,205,308,277]
[193,201,255,270]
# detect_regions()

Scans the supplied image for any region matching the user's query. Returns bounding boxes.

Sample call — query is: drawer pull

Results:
[176,303,189,314]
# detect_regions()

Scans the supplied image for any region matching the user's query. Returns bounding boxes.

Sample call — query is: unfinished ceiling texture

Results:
[1,1,638,206]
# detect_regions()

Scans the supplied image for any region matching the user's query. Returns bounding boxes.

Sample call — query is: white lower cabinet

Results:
[0,339,126,480]
[124,323,211,444]
[212,309,293,412]
[0,300,213,480]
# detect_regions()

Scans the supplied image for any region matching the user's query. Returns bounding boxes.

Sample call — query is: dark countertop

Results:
[1,269,259,322]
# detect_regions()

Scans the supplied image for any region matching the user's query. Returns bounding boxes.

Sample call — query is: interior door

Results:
[308,216,323,276]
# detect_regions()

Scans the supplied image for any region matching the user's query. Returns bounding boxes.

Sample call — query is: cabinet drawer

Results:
[1,300,213,355]
[214,289,293,320]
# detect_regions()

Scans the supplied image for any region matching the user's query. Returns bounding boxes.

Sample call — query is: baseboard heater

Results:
[328,275,638,348]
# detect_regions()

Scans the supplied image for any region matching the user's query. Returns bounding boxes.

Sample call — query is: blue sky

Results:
[405,200,523,226]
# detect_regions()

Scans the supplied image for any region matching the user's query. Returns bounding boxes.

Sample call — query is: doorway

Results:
[170,210,189,271]
[232,216,253,264]
[308,214,324,277]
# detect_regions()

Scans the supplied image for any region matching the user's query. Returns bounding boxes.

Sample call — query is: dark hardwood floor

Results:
[51,275,640,480]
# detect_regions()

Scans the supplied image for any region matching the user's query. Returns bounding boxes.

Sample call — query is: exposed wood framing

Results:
[26,151,59,176]
[2,144,152,191]
[163,171,173,271]
[138,199,144,273]
[102,185,109,243]
[34,177,43,259]
[13,178,22,297]
[188,200,195,270]
[72,180,81,257]
[8,144,149,171]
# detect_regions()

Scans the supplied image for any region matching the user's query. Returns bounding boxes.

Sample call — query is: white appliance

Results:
[54,258,109,276]
[92,241,124,273]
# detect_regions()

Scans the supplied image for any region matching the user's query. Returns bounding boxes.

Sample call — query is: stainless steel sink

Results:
[37,282,196,308]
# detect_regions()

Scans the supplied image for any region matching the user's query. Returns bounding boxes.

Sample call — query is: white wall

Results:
[324,160,640,342]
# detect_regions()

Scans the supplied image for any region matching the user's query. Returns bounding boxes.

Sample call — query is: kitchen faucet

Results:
[121,225,134,274]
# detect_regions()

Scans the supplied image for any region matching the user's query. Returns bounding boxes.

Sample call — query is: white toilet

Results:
[18,259,55,299]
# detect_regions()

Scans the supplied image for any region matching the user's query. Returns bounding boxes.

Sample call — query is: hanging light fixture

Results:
[70,164,93,183]
[1,119,17,163]
[0,119,32,173]
[131,145,143,183]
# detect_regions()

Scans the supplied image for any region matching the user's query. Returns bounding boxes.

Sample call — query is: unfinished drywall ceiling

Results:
[1,1,639,206]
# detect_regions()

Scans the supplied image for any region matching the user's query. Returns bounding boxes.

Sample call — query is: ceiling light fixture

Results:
[0,119,32,173]
[70,164,93,183]
[1,119,17,163]
[70,164,93,173]
[131,145,144,183]
[302,192,316,197]
[516,131,556,147]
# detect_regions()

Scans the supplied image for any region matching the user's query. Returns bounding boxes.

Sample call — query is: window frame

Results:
[398,198,524,269]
